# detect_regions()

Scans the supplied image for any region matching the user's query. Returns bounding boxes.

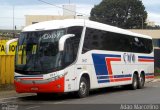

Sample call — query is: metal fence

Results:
[0,56,14,84]
[0,40,17,84]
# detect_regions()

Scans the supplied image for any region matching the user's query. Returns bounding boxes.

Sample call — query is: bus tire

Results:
[138,73,145,89]
[130,74,138,90]
[77,77,89,98]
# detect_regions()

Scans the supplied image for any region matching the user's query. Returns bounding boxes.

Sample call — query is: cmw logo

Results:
[123,53,136,63]
[42,33,53,40]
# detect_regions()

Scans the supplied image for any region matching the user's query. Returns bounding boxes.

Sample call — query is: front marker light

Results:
[15,78,21,82]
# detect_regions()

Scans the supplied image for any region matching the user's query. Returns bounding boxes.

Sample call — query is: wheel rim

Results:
[80,82,87,95]
[133,76,137,88]
[140,75,144,86]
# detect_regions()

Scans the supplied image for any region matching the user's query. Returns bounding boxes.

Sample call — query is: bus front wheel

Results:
[77,77,89,98]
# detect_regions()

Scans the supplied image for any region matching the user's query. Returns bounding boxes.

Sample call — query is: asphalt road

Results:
[0,81,160,110]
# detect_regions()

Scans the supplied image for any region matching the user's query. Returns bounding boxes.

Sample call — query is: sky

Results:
[0,0,160,30]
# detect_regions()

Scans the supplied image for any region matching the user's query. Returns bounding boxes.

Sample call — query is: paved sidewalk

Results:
[0,90,35,99]
[151,78,160,82]
[0,84,14,91]
[0,90,17,99]
[0,84,35,99]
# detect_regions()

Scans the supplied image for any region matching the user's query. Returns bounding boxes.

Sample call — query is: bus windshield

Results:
[15,29,65,74]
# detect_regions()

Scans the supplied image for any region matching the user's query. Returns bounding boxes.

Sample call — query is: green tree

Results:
[90,0,147,29]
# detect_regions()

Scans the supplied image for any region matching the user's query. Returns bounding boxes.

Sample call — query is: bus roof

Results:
[23,19,152,39]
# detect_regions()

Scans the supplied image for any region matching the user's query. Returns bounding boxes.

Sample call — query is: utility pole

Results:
[13,5,15,38]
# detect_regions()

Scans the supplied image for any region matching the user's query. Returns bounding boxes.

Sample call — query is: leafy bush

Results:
[155,68,160,76]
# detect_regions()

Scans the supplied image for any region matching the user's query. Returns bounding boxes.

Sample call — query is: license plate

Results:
[31,87,38,91]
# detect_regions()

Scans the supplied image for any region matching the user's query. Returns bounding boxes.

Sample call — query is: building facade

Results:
[25,4,89,26]
[25,15,75,26]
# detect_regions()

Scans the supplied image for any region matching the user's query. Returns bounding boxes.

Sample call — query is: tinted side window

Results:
[62,26,83,67]
[67,26,83,59]
[82,28,102,53]
[131,37,153,53]
[82,28,132,53]
[101,31,131,52]
[144,39,153,53]
[63,39,75,67]
[82,27,153,54]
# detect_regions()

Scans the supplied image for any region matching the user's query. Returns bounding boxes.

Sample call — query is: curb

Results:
[150,79,160,83]
[0,84,14,91]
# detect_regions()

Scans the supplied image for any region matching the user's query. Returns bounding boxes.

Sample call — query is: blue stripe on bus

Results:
[138,56,154,59]
[92,53,121,83]
[97,74,132,80]
[97,76,109,79]
[98,80,110,83]
[92,54,109,77]
[113,74,132,78]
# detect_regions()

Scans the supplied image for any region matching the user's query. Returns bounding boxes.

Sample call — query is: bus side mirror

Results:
[59,34,75,51]
[5,38,18,54]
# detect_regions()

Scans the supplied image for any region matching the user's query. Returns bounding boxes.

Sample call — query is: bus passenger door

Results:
[62,38,76,92]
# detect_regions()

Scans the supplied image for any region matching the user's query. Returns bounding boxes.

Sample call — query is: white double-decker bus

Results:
[10,19,154,98]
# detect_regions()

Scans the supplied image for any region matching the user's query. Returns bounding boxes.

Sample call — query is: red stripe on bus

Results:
[138,59,154,62]
[106,58,121,82]
[114,77,132,82]
[145,75,154,79]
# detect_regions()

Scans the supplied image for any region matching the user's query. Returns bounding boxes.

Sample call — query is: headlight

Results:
[15,78,21,82]
[48,72,68,81]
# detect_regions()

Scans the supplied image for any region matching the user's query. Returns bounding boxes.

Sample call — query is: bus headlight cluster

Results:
[15,78,21,82]
[49,72,68,81]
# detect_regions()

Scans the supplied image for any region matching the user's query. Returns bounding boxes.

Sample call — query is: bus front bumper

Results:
[14,77,65,93]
